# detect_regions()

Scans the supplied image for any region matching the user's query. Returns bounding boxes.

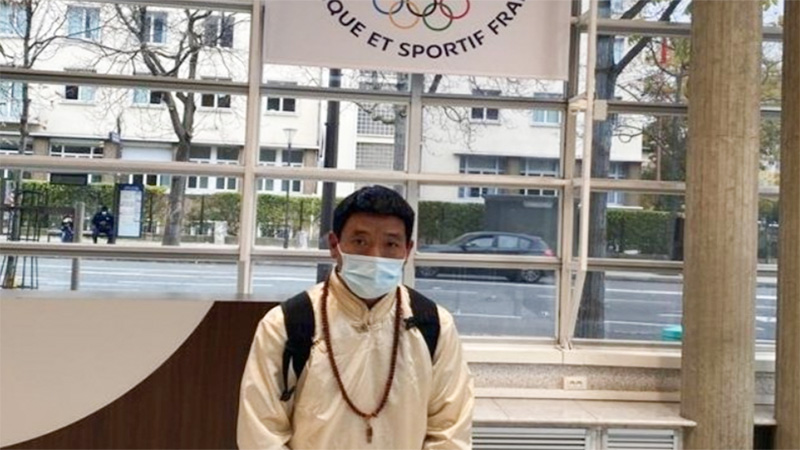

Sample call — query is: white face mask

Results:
[339,251,405,300]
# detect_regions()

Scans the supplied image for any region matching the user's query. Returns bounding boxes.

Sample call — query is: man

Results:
[91,206,115,244]
[238,185,474,449]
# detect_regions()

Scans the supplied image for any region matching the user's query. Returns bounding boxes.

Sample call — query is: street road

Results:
[10,257,778,342]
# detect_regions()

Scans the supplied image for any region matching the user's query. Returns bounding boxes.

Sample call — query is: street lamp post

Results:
[282,127,297,249]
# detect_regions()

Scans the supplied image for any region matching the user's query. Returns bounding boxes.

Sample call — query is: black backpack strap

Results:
[405,287,441,361]
[279,291,314,402]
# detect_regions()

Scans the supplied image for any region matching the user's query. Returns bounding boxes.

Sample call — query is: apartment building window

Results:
[258,148,302,193]
[532,108,561,126]
[64,84,95,102]
[130,173,170,187]
[201,93,231,109]
[608,161,627,205]
[522,158,559,196]
[470,89,500,122]
[357,105,395,136]
[614,37,626,63]
[458,155,505,198]
[186,146,239,192]
[215,146,238,190]
[532,92,562,126]
[144,11,167,44]
[203,14,234,48]
[133,88,164,105]
[356,143,394,171]
[0,2,27,36]
[50,143,103,183]
[0,81,23,121]
[66,6,100,41]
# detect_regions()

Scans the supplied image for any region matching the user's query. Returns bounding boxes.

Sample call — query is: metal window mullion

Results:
[421,93,566,111]
[235,0,263,295]
[405,74,424,288]
[261,85,410,105]
[0,154,244,176]
[0,67,248,95]
[88,0,253,12]
[578,17,784,42]
[558,0,582,349]
[0,242,239,261]
[566,0,599,348]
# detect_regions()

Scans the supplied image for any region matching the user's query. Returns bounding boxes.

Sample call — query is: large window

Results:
[357,105,395,136]
[0,2,27,36]
[187,146,239,192]
[203,14,234,48]
[66,6,100,41]
[1,4,785,352]
[0,81,23,121]
[49,143,104,183]
[458,155,506,198]
[144,11,167,44]
[470,89,500,122]
[258,148,303,193]
[522,158,559,196]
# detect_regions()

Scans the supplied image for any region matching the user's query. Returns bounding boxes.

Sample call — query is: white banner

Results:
[263,0,571,79]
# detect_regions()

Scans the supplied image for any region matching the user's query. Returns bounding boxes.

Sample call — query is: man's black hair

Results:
[333,185,415,242]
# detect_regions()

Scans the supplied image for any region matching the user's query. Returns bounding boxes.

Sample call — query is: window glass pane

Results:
[419,184,560,256]
[260,148,277,162]
[218,94,231,108]
[201,94,215,107]
[217,147,239,161]
[65,85,79,100]
[282,98,296,112]
[190,146,212,159]
[266,97,280,111]
[574,192,685,261]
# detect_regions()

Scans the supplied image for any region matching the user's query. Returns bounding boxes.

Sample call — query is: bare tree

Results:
[96,5,243,245]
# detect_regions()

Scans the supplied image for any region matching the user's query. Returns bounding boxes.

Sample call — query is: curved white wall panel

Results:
[0,298,213,447]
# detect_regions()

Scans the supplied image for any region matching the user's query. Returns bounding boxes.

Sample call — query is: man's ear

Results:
[405,240,415,258]
[328,231,340,259]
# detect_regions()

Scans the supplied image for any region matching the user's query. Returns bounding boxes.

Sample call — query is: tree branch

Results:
[612,0,682,75]
[619,0,650,20]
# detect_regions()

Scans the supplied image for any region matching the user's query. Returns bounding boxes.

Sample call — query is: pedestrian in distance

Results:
[60,214,74,243]
[238,185,474,450]
[91,206,115,244]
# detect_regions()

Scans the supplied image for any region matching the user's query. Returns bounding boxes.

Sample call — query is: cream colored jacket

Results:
[237,272,474,450]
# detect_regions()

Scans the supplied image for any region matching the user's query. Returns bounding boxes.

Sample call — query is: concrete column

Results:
[775,1,800,448]
[681,2,761,449]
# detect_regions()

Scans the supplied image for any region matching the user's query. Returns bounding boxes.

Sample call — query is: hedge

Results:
[606,209,674,257]
[6,182,689,257]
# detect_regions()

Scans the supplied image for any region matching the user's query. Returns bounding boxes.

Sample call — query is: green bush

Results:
[607,209,674,256]
[418,201,485,244]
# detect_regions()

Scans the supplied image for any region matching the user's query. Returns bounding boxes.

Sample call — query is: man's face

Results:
[329,212,414,267]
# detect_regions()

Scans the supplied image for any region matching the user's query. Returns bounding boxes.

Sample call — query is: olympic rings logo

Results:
[372,0,470,31]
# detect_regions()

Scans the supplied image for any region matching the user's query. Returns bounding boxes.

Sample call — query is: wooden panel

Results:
[4,301,277,449]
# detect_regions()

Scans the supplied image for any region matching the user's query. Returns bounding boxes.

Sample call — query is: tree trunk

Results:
[161,140,190,246]
[575,25,615,338]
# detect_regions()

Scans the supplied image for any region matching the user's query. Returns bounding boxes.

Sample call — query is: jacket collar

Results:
[329,269,398,322]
